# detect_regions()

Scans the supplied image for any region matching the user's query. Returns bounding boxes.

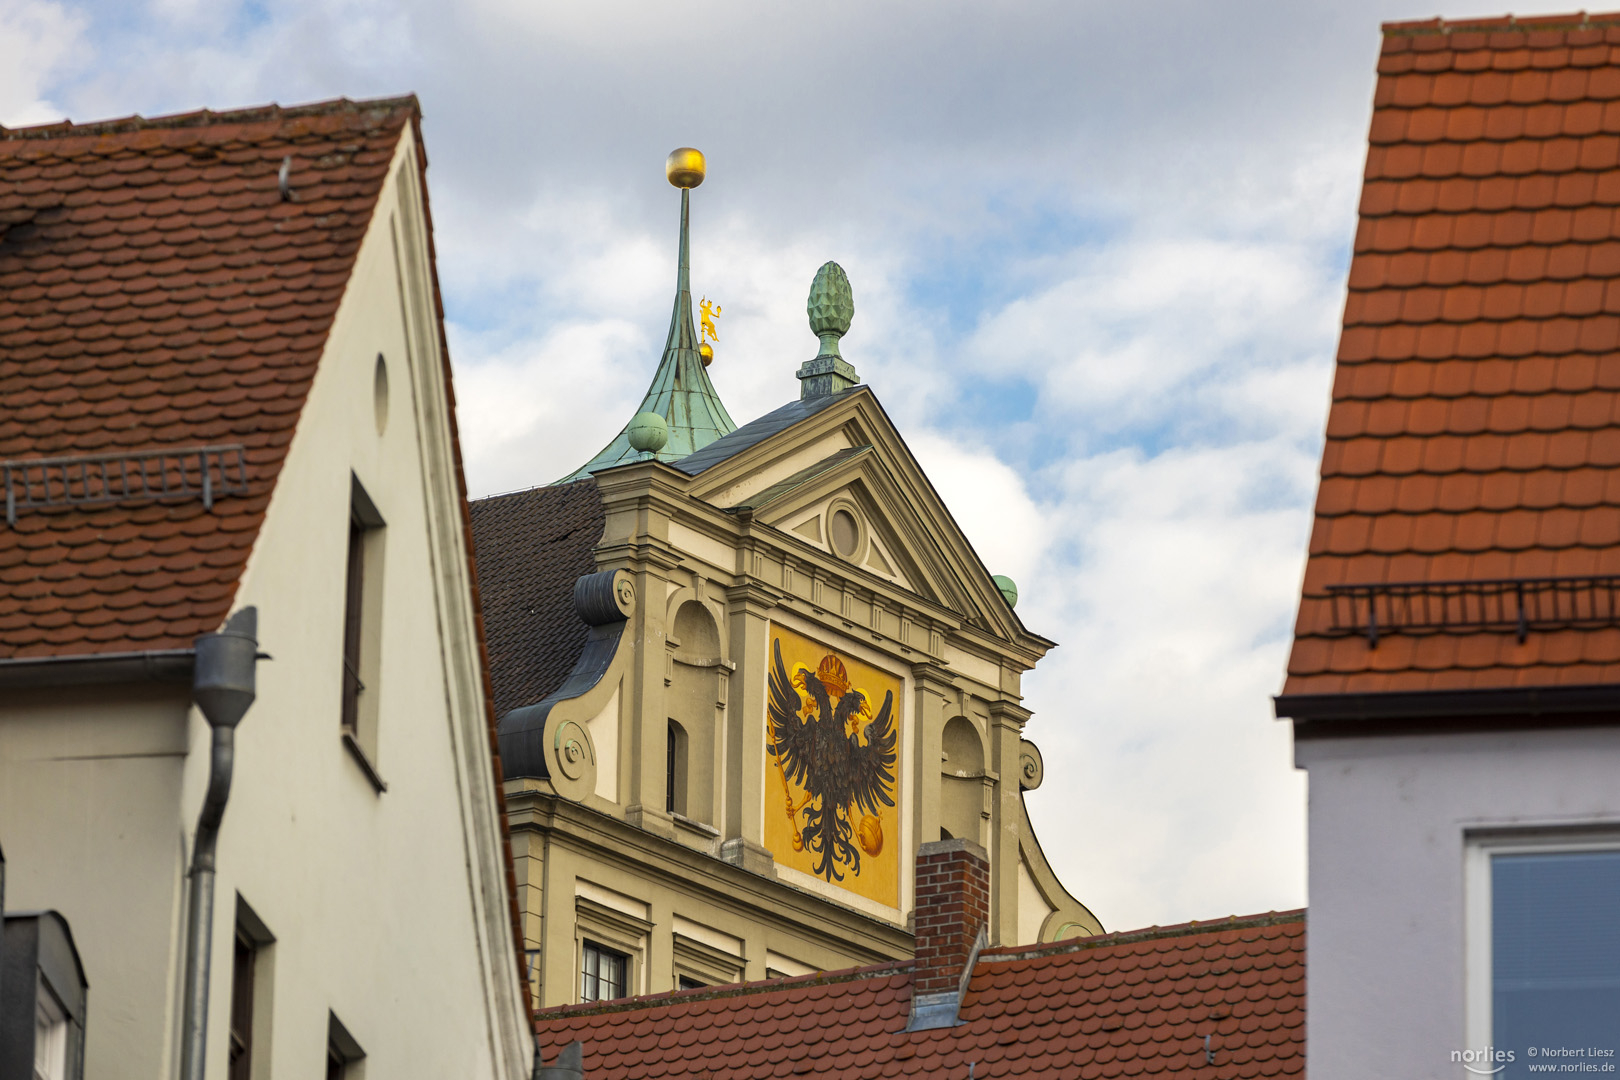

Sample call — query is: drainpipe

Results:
[179,607,261,1080]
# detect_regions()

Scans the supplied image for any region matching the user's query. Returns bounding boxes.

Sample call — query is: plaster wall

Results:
[1296,724,1620,1080]
[0,685,191,1079]
[517,800,907,1006]
[182,128,529,1080]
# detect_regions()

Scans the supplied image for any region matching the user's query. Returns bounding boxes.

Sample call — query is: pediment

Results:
[683,388,1038,649]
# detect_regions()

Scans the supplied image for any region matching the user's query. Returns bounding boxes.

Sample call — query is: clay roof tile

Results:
[1284,16,1620,701]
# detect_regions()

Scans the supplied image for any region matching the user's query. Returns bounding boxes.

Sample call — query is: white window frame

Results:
[1464,828,1620,1050]
[34,979,67,1080]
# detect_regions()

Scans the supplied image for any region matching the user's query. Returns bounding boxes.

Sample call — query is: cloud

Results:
[31,0,1597,933]
[0,0,85,126]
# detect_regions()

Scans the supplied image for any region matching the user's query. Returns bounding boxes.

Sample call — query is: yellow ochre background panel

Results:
[764,623,902,907]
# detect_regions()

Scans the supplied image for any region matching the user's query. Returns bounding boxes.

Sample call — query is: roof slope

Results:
[0,97,413,659]
[1286,14,1620,699]
[469,479,605,716]
[534,912,1303,1080]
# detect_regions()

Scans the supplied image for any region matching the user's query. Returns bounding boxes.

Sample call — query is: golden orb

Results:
[857,814,883,857]
[698,342,714,367]
[666,147,705,188]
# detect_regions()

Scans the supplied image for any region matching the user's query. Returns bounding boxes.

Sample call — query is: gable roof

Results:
[469,479,606,716]
[1282,14,1620,708]
[0,96,414,659]
[533,911,1304,1080]
[674,390,854,477]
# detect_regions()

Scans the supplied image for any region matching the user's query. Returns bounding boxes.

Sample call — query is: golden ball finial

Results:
[698,342,714,367]
[666,147,705,189]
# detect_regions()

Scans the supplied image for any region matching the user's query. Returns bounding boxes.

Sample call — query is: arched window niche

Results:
[666,601,722,826]
[940,715,986,845]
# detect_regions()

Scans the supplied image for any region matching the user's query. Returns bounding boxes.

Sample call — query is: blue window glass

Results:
[1492,849,1620,1072]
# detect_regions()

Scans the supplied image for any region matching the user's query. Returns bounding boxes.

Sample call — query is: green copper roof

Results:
[557,188,735,483]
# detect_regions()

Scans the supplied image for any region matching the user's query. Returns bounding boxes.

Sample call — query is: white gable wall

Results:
[194,126,530,1080]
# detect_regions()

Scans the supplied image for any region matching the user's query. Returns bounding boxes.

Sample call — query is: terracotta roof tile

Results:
[534,914,1302,1080]
[0,97,414,658]
[1285,15,1620,697]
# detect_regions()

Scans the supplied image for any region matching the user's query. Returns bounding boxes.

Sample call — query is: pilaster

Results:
[723,581,783,864]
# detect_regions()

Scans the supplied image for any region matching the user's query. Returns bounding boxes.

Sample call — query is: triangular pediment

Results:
[680,388,1040,651]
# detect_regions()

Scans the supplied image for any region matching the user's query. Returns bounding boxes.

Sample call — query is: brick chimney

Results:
[908,837,990,1030]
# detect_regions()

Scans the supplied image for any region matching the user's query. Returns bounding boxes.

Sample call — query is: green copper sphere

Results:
[807,261,854,338]
[626,411,669,454]
[992,574,1019,609]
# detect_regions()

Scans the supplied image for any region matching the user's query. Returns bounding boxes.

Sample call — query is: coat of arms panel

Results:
[764,623,902,907]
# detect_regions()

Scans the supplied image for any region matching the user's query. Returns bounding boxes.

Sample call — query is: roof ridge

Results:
[979,908,1307,964]
[0,93,419,140]
[1382,11,1618,35]
[533,956,913,1022]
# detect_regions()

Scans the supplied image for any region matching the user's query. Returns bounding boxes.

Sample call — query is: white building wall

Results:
[0,686,191,1079]
[1297,724,1620,1080]
[1,125,529,1080]
[194,126,529,1080]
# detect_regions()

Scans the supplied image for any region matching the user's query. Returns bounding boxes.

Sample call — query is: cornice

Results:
[506,789,913,959]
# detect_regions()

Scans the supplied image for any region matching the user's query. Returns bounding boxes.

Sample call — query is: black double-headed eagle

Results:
[767,639,898,882]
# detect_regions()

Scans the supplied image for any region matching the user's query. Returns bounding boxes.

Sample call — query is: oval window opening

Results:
[829,508,859,559]
[373,353,390,434]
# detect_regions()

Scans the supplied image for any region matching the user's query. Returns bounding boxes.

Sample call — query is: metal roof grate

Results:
[2,444,249,527]
[1327,575,1620,646]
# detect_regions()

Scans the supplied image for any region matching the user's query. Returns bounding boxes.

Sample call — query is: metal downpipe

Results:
[177,608,261,1080]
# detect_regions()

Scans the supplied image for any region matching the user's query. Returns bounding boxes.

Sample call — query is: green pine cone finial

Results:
[807,261,854,360]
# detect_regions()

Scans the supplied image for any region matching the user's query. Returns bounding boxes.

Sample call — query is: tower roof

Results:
[557,161,734,482]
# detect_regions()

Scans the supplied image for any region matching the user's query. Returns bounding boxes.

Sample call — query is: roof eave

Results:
[1277,682,1620,734]
[0,648,194,689]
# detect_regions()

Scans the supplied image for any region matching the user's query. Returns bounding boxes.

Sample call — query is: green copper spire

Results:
[557,149,736,483]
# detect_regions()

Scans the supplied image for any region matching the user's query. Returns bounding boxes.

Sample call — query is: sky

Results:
[2,0,1593,932]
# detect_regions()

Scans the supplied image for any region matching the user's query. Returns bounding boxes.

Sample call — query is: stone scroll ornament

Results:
[766,634,898,891]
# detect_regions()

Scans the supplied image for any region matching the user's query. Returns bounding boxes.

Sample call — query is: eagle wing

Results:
[847,690,898,818]
[767,639,814,788]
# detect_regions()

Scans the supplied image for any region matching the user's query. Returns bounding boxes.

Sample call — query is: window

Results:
[229,898,274,1080]
[340,475,386,790]
[1467,835,1620,1067]
[228,929,256,1080]
[581,940,628,1002]
[325,1013,364,1080]
[33,984,66,1080]
[665,600,721,825]
[340,510,365,734]
[677,976,706,991]
[666,721,686,815]
[574,893,649,1003]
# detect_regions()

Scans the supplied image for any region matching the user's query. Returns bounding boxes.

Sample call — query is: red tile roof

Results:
[0,97,413,658]
[533,912,1304,1080]
[1285,14,1620,698]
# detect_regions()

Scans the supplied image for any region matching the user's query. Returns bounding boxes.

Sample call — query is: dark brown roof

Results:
[0,96,414,658]
[469,479,605,716]
[1286,14,1620,699]
[534,911,1304,1080]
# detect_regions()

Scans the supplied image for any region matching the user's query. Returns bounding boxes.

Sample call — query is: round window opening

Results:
[829,508,860,559]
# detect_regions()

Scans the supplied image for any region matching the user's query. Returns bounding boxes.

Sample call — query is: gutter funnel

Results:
[178,606,261,1080]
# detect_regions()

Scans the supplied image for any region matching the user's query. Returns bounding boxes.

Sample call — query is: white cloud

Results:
[44,0,1597,934]
[0,0,84,126]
